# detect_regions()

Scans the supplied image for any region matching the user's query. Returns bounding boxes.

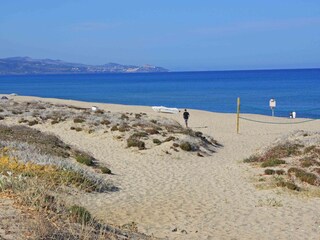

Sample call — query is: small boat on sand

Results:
[152,106,179,114]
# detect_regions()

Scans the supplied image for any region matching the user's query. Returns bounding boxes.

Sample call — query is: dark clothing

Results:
[183,111,189,120]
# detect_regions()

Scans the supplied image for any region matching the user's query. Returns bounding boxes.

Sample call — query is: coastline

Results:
[1,95,320,239]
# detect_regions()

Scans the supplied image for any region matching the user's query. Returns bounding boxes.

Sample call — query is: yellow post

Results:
[236,97,240,134]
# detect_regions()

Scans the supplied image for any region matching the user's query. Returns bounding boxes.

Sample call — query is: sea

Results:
[0,69,319,119]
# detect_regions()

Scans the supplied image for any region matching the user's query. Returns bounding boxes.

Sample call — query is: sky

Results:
[0,0,319,71]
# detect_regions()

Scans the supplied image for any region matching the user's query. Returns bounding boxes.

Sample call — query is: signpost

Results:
[269,98,276,117]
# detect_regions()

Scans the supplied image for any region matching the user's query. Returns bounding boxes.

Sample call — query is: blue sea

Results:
[0,69,319,118]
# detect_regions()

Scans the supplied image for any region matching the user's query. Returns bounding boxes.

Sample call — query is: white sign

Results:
[269,99,276,108]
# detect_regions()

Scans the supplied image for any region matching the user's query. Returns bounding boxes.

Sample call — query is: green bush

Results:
[127,138,145,150]
[69,205,92,224]
[243,155,259,163]
[276,181,300,191]
[180,142,192,151]
[261,159,286,168]
[100,167,112,174]
[111,125,118,131]
[288,168,319,185]
[264,169,275,175]
[275,169,285,175]
[28,120,39,126]
[73,117,85,123]
[164,136,175,142]
[153,139,161,145]
[75,154,94,166]
[131,132,148,138]
[101,119,111,125]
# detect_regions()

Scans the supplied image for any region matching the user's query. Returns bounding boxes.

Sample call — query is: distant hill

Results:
[0,57,168,75]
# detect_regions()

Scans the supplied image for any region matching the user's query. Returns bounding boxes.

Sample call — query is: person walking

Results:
[183,109,190,128]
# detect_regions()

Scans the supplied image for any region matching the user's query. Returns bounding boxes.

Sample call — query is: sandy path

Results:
[9,96,320,239]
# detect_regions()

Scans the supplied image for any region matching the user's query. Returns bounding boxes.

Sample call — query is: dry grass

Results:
[244,131,320,194]
[0,99,221,156]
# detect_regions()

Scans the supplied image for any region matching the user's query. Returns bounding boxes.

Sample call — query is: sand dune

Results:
[3,95,320,240]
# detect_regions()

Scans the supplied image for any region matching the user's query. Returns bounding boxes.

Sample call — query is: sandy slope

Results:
[6,96,320,239]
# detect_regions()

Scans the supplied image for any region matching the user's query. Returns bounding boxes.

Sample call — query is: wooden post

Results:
[237,97,240,134]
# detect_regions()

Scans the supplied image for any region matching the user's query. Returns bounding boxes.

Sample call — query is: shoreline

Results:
[1,94,320,239]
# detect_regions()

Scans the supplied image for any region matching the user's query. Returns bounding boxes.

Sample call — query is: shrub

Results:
[110,125,118,131]
[276,181,300,191]
[100,167,112,174]
[300,158,318,168]
[288,168,319,186]
[264,169,275,175]
[153,139,161,145]
[275,169,285,175]
[0,125,70,158]
[118,125,130,132]
[75,153,94,166]
[243,155,260,163]
[18,118,29,123]
[73,117,85,123]
[150,119,157,124]
[28,120,39,126]
[145,128,159,135]
[180,142,192,151]
[304,145,316,154]
[172,143,179,148]
[164,136,175,142]
[12,110,23,115]
[261,159,286,168]
[69,205,92,224]
[131,132,148,138]
[0,116,4,120]
[94,109,104,114]
[135,113,141,119]
[197,152,204,157]
[51,119,60,125]
[127,138,145,150]
[120,114,129,120]
[101,119,111,125]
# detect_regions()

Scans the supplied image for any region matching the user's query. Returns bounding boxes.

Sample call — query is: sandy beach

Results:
[1,95,320,240]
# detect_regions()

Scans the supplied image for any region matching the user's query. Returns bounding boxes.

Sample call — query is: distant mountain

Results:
[0,57,168,75]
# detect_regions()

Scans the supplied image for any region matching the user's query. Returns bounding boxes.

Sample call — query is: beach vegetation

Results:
[111,125,118,131]
[100,119,111,125]
[120,113,129,120]
[73,117,85,123]
[153,139,161,145]
[28,119,39,126]
[300,157,319,168]
[0,125,71,158]
[75,153,95,166]
[99,166,112,174]
[261,159,286,168]
[288,168,319,186]
[145,128,160,135]
[180,142,192,151]
[164,136,175,142]
[172,143,179,148]
[135,113,141,119]
[131,131,148,138]
[127,138,145,150]
[264,169,275,175]
[68,205,92,224]
[275,169,285,175]
[276,180,300,191]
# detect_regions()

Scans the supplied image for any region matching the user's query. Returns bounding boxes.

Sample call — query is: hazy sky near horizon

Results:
[0,0,319,71]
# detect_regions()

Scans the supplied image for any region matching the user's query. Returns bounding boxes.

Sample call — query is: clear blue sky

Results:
[0,0,319,71]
